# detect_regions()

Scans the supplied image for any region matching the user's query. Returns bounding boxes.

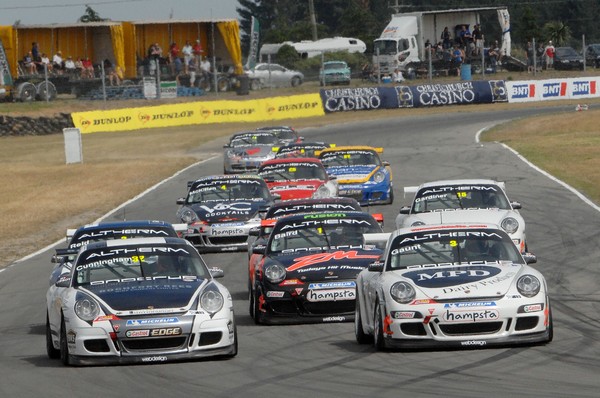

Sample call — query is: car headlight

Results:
[501,217,519,234]
[517,274,541,297]
[74,295,100,322]
[264,263,286,283]
[181,209,198,224]
[200,289,224,314]
[312,184,331,199]
[390,282,416,304]
[373,171,385,183]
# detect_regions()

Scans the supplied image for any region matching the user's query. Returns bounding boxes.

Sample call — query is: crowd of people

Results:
[527,40,555,72]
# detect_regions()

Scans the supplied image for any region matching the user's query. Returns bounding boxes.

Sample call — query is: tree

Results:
[543,21,571,46]
[78,5,108,23]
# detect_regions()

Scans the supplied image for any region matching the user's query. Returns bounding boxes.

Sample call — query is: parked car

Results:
[585,44,600,68]
[319,60,351,85]
[553,47,584,70]
[247,63,304,89]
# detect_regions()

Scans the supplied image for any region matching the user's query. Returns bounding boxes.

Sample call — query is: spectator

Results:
[200,57,212,80]
[181,40,193,74]
[458,25,472,50]
[81,57,94,78]
[74,57,84,76]
[488,40,500,72]
[473,24,484,56]
[103,59,120,86]
[147,42,162,75]
[52,51,64,74]
[526,41,534,73]
[31,42,41,62]
[39,52,52,73]
[192,39,204,66]
[536,42,546,70]
[452,44,465,75]
[441,26,452,49]
[392,68,404,83]
[168,42,180,75]
[64,56,77,75]
[23,52,37,75]
[544,41,555,69]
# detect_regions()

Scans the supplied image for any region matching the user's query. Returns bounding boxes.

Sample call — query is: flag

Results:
[247,16,260,70]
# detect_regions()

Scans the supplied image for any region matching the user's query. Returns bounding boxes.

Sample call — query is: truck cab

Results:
[372,16,420,74]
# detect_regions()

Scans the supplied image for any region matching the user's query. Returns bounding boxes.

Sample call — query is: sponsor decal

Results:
[321,87,382,113]
[403,266,499,288]
[126,317,179,326]
[141,356,168,362]
[410,299,437,305]
[150,327,182,336]
[126,329,150,338]
[542,81,568,98]
[199,202,253,214]
[287,251,380,271]
[306,288,355,302]
[210,228,244,236]
[510,83,536,98]
[413,82,476,106]
[395,86,414,108]
[67,330,76,344]
[461,340,487,346]
[266,291,285,298]
[392,311,416,319]
[444,302,496,308]
[442,309,499,322]
[396,231,504,247]
[572,80,597,96]
[323,316,346,322]
[522,304,543,313]
[308,281,356,289]
[489,80,508,102]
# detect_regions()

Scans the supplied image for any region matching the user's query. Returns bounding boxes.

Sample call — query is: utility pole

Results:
[308,0,318,41]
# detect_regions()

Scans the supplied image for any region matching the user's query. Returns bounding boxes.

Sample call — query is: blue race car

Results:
[318,145,393,205]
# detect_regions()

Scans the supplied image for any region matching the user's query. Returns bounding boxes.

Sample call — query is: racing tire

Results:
[248,285,255,319]
[386,186,394,205]
[46,313,60,359]
[59,315,71,366]
[16,82,37,102]
[355,292,373,344]
[251,285,263,325]
[373,300,387,351]
[546,301,554,343]
[225,321,239,358]
[217,77,230,92]
[291,76,301,87]
[36,81,57,101]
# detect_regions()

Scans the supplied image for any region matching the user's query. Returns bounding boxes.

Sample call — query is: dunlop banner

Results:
[71,94,324,134]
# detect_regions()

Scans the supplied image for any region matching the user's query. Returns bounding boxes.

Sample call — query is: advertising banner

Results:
[507,78,600,103]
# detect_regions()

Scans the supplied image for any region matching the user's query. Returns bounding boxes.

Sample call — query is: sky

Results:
[0,0,240,25]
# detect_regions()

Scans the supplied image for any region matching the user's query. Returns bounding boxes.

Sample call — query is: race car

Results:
[176,175,276,252]
[395,179,527,253]
[256,126,303,145]
[317,145,393,205]
[223,131,280,174]
[249,211,384,325]
[258,157,338,201]
[50,220,187,285]
[355,223,552,350]
[46,237,237,366]
[274,142,334,159]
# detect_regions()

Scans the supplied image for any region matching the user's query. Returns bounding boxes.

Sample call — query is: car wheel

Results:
[248,284,255,318]
[387,186,394,205]
[251,285,262,325]
[225,321,238,358]
[217,77,230,92]
[291,76,301,87]
[546,300,554,343]
[373,300,387,351]
[59,315,71,366]
[355,292,373,344]
[46,312,60,359]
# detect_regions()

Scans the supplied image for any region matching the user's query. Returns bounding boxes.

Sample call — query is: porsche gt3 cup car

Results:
[176,175,275,252]
[258,157,338,201]
[249,211,383,324]
[223,131,280,174]
[395,179,527,252]
[355,224,552,350]
[46,237,237,366]
[256,126,303,145]
[50,220,187,285]
[318,146,393,205]
[274,142,333,159]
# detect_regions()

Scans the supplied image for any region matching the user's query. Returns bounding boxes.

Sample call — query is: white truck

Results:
[373,7,511,73]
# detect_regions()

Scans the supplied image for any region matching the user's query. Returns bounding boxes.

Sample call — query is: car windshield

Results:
[74,247,210,286]
[412,184,511,213]
[259,162,327,181]
[557,47,578,57]
[276,144,327,158]
[325,62,346,70]
[269,215,381,254]
[387,229,524,270]
[374,39,399,55]
[258,128,296,140]
[187,180,271,203]
[230,134,278,147]
[320,150,381,167]
[69,226,176,249]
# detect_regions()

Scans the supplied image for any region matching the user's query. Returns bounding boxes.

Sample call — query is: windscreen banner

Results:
[319,80,508,112]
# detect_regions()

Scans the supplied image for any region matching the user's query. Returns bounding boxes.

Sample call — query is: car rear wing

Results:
[363,232,391,250]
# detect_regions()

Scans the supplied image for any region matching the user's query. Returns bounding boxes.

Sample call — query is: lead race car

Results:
[355,223,552,350]
[258,157,338,201]
[317,145,393,205]
[249,211,384,324]
[46,237,237,366]
[223,131,281,174]
[176,175,276,252]
[395,179,527,252]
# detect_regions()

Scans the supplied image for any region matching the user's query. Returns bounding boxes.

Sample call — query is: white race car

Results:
[46,237,237,365]
[355,224,552,350]
[396,179,527,252]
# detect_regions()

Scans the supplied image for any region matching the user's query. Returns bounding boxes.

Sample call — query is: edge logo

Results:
[461,340,487,346]
[141,356,168,362]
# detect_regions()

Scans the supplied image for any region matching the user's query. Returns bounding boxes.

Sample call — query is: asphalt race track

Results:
[1,107,599,398]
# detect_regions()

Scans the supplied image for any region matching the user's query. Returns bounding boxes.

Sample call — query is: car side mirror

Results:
[399,206,411,214]
[522,252,537,264]
[329,175,337,180]
[223,144,230,148]
[368,260,384,272]
[511,201,522,210]
[252,245,267,255]
[176,198,186,205]
[209,267,225,278]
[382,161,390,167]
[55,277,71,288]
[272,193,281,202]
[249,227,260,237]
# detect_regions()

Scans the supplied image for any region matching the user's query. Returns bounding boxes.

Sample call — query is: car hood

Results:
[190,200,264,222]
[271,249,382,282]
[396,262,523,300]
[267,180,324,200]
[84,278,206,311]
[326,165,378,183]
[405,209,518,226]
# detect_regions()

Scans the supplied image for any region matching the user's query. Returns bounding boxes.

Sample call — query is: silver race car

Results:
[355,223,552,350]
[396,179,528,252]
[46,237,237,366]
[223,131,280,174]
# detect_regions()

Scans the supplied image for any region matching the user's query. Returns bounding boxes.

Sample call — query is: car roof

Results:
[416,179,503,188]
